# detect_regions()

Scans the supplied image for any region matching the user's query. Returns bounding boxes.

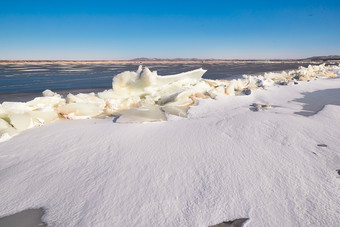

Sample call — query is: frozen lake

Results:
[0,61,325,95]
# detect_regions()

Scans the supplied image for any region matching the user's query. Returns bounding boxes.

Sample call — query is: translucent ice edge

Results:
[1,63,340,142]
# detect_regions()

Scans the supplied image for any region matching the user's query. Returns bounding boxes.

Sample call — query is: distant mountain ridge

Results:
[131,55,340,61]
[304,55,340,60]
[131,57,218,61]
[1,55,339,63]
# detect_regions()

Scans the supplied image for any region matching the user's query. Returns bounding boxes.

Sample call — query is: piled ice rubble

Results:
[0,63,339,142]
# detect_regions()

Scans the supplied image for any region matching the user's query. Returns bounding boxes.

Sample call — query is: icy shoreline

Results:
[1,63,339,142]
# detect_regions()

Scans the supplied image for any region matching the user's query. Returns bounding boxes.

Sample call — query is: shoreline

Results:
[1,62,339,98]
[1,63,339,102]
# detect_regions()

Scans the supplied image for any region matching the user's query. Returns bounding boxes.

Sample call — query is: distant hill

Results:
[1,56,339,64]
[131,57,216,61]
[304,55,340,61]
[132,56,340,61]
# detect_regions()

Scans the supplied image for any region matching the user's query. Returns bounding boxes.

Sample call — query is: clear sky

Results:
[1,0,339,60]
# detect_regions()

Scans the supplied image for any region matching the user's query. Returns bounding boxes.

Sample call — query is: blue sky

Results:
[1,0,339,60]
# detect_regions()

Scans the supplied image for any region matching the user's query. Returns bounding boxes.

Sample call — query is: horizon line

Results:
[1,55,340,63]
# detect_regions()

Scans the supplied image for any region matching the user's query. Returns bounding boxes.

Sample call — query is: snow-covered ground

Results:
[1,78,340,226]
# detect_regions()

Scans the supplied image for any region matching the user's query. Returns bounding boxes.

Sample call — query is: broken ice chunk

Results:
[67,93,106,109]
[58,103,103,119]
[2,102,33,114]
[8,113,34,131]
[115,104,166,123]
[27,96,65,109]
[162,105,189,117]
[29,110,58,125]
[42,89,60,97]
[0,118,10,131]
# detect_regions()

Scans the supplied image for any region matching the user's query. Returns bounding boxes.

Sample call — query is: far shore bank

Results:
[0,59,335,64]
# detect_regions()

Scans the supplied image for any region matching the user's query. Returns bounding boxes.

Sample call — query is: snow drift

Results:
[0,63,339,142]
